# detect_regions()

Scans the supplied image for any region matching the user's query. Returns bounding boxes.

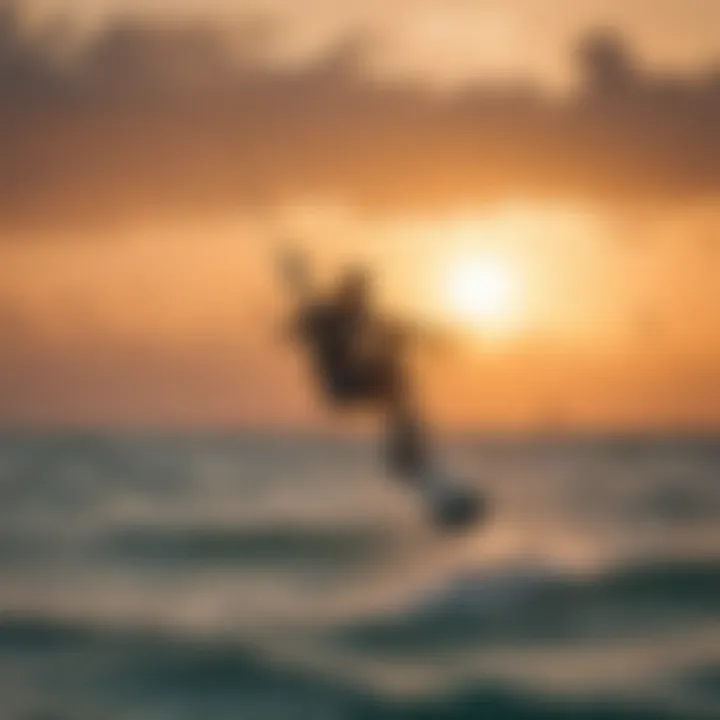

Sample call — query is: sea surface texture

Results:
[0,435,718,719]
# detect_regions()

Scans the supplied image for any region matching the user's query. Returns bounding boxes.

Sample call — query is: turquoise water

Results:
[0,435,718,719]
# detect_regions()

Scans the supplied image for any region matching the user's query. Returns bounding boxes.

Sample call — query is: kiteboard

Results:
[414,469,489,531]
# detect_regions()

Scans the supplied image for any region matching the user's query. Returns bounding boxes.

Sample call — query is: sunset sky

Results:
[1,0,719,431]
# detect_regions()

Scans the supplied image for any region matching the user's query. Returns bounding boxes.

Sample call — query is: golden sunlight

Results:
[442,254,523,334]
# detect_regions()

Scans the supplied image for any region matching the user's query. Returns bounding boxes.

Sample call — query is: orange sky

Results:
[0,1,719,431]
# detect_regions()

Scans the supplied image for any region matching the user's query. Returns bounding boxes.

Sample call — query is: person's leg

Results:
[385,402,429,479]
[327,328,432,479]
[380,347,431,479]
[344,330,431,479]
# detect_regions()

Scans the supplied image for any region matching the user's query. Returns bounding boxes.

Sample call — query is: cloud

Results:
[1,3,720,236]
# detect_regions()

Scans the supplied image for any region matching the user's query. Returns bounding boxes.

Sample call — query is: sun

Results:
[443,255,521,334]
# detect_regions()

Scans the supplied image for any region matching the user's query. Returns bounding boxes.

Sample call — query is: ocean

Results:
[0,434,718,720]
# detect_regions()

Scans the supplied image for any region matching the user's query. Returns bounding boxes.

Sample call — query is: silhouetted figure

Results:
[282,251,428,479]
[280,248,485,530]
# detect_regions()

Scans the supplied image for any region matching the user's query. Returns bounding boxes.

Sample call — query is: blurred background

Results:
[0,1,719,718]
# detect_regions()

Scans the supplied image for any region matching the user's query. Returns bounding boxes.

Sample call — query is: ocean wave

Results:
[0,614,699,720]
[336,557,720,654]
[680,663,720,704]
[98,523,396,568]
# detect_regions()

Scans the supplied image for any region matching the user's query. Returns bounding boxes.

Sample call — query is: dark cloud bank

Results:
[2,1,720,234]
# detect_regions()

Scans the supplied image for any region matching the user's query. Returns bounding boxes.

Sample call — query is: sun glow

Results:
[443,255,522,334]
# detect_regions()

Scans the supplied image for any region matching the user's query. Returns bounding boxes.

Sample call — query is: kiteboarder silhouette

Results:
[279,247,485,530]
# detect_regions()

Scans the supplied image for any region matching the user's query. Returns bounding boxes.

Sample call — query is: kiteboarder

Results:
[279,248,483,529]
